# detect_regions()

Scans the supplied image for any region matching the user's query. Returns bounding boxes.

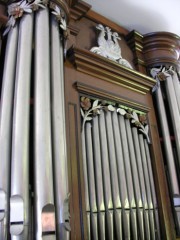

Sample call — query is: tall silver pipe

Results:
[81,129,90,211]
[0,26,18,240]
[132,127,148,208]
[92,116,105,211]
[172,71,180,112]
[144,210,151,240]
[85,122,97,212]
[114,209,122,240]
[154,85,179,195]
[106,210,114,240]
[10,13,33,239]
[50,15,70,239]
[91,213,98,240]
[98,112,113,210]
[105,111,121,209]
[123,210,130,240]
[139,134,153,209]
[118,115,136,209]
[34,8,55,239]
[112,111,129,209]
[98,212,105,240]
[165,74,180,167]
[125,119,142,208]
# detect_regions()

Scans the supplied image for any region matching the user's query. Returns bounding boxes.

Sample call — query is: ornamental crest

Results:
[90,24,133,69]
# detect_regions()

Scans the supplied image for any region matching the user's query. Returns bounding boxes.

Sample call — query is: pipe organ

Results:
[0,0,180,239]
[0,0,70,239]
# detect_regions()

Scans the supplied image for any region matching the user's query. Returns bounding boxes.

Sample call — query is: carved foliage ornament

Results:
[150,66,180,92]
[3,0,67,37]
[80,97,150,143]
[90,24,133,69]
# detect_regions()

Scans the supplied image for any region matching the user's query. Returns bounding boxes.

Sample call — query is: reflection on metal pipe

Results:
[165,74,180,167]
[112,111,129,209]
[50,15,70,239]
[114,209,122,240]
[0,25,18,239]
[118,115,135,208]
[172,71,180,112]
[91,213,98,240]
[85,122,97,212]
[144,210,150,240]
[125,119,142,208]
[87,212,91,240]
[99,212,105,240]
[92,116,105,211]
[81,129,90,211]
[139,134,153,209]
[137,208,144,240]
[123,209,130,240]
[149,210,155,240]
[105,111,121,209]
[106,210,114,240]
[99,112,113,210]
[34,8,55,239]
[130,209,138,240]
[154,85,179,195]
[132,127,148,209]
[10,13,33,239]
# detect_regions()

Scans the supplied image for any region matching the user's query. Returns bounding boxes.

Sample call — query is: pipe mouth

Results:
[10,195,24,235]
[41,204,56,236]
[0,190,6,221]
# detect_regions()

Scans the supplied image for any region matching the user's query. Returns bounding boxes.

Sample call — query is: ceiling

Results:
[85,0,180,37]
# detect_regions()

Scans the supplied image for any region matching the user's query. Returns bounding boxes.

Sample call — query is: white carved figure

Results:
[90,24,133,69]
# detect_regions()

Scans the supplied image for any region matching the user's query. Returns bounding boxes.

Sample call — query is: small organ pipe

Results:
[92,116,105,211]
[99,112,113,210]
[112,111,129,209]
[105,111,121,209]
[85,122,97,212]
[0,26,18,240]
[118,115,136,208]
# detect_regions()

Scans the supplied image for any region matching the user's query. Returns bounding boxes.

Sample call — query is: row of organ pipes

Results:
[151,67,180,234]
[0,3,70,240]
[0,0,180,239]
[81,102,161,240]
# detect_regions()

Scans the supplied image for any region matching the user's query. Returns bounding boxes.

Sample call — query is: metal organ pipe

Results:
[50,14,70,240]
[0,26,18,240]
[34,8,56,239]
[10,13,33,239]
[154,85,179,195]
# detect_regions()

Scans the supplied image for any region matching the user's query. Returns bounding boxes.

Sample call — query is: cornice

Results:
[70,0,91,20]
[143,32,180,70]
[67,47,156,95]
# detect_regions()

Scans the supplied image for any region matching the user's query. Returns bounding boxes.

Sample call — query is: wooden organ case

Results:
[65,2,180,240]
[0,0,179,239]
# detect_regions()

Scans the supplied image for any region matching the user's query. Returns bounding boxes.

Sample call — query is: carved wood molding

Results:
[126,30,147,74]
[143,32,180,70]
[76,82,151,112]
[70,0,91,20]
[67,47,156,95]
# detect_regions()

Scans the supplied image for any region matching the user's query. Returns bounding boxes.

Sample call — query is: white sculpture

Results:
[90,24,133,69]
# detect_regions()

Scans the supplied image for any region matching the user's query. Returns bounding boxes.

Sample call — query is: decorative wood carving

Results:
[143,32,180,70]
[70,0,91,21]
[126,30,147,74]
[67,47,156,94]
